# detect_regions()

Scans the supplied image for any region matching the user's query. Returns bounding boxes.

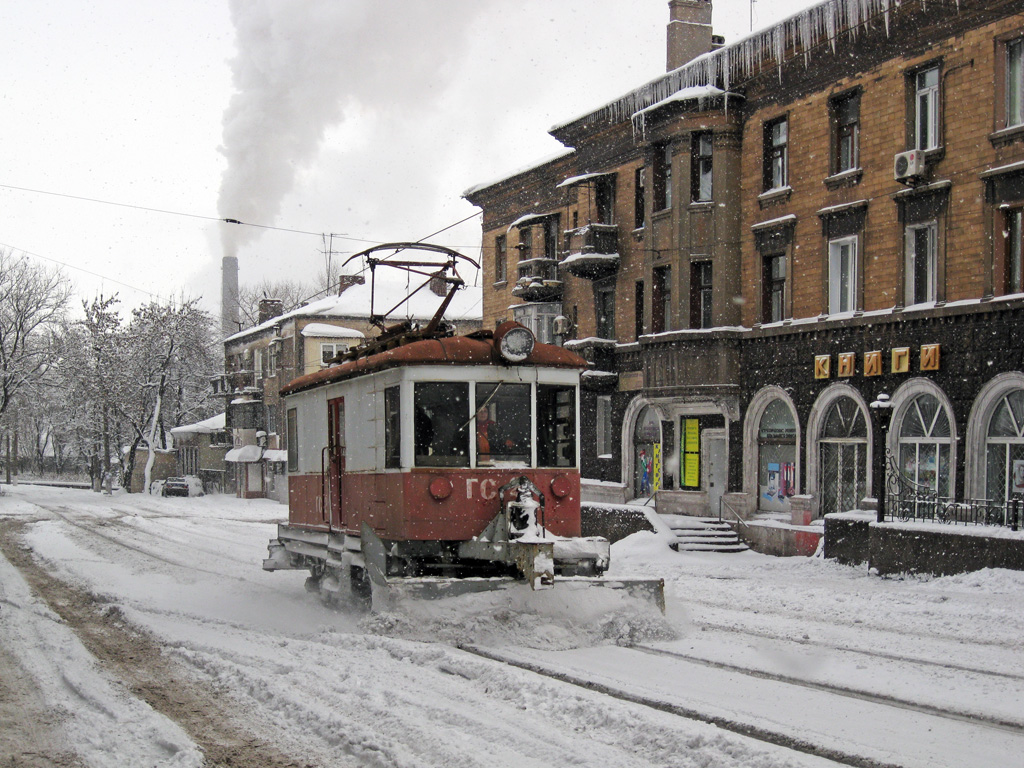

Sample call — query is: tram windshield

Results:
[414,382,470,467]
[411,380,577,469]
[475,383,530,466]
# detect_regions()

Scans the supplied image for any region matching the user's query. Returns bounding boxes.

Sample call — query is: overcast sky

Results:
[1,0,803,319]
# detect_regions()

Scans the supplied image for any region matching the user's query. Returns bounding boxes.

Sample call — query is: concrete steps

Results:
[661,515,749,553]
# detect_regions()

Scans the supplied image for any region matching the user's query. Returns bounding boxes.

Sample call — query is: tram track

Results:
[459,643,902,768]
[688,618,1024,684]
[460,639,1024,768]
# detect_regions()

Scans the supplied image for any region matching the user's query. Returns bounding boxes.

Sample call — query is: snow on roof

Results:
[225,278,481,344]
[555,171,616,189]
[169,412,226,435]
[225,445,264,463]
[461,148,576,199]
[300,323,365,339]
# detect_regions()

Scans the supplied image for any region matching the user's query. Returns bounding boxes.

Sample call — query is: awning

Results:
[224,445,265,463]
[262,450,288,463]
[507,212,559,231]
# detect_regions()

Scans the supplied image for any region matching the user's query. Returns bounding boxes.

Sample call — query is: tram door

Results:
[327,397,346,528]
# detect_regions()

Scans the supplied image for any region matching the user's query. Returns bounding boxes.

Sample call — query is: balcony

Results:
[512,257,562,301]
[560,224,620,280]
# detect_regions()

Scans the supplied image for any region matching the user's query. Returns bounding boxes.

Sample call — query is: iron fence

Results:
[882,450,1022,530]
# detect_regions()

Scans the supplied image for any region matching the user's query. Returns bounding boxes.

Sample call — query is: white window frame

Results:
[1008,39,1024,129]
[915,66,940,151]
[905,221,938,305]
[513,302,561,345]
[320,342,346,366]
[828,236,858,314]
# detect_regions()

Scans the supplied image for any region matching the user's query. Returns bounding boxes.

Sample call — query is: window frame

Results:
[905,221,939,305]
[828,235,858,314]
[689,260,713,329]
[1008,38,1024,129]
[762,253,787,324]
[634,166,646,229]
[652,142,673,212]
[595,282,616,339]
[913,65,941,151]
[763,117,789,191]
[652,265,672,334]
[690,131,713,202]
[494,233,507,285]
[830,90,860,174]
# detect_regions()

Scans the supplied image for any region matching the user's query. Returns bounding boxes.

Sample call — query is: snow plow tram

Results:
[262,243,664,612]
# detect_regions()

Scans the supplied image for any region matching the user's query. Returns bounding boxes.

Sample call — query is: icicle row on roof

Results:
[565,0,964,132]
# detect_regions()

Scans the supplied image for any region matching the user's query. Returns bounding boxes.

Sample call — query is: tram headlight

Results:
[495,322,535,363]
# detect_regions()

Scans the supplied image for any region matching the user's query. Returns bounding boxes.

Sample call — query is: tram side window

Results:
[414,382,470,467]
[537,385,576,468]
[475,383,530,466]
[384,386,401,468]
[286,408,298,472]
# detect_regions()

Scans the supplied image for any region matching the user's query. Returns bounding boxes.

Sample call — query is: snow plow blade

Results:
[367,574,666,614]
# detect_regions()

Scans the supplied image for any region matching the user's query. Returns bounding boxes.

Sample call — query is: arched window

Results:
[758,399,796,512]
[819,396,868,516]
[896,393,952,497]
[985,388,1024,502]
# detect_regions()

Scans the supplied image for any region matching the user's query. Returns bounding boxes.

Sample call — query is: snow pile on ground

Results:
[361,580,675,649]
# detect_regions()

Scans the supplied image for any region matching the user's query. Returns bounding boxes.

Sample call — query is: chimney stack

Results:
[666,0,713,72]
[258,298,284,324]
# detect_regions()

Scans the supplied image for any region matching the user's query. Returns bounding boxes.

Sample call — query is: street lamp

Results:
[869,393,893,523]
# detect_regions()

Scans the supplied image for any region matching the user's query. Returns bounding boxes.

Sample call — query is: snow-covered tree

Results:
[0,249,72,419]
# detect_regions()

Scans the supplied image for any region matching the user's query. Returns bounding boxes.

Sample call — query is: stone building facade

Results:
[464,0,1024,532]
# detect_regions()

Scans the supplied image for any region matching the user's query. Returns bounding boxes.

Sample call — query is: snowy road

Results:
[1,485,1023,767]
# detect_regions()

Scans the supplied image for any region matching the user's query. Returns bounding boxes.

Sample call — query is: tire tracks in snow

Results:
[0,518,319,768]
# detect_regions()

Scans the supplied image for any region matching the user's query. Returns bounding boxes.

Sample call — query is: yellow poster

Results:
[684,419,699,452]
[652,444,662,493]
[684,454,700,487]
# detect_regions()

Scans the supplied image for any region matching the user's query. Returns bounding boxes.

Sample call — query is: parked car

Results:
[162,477,191,497]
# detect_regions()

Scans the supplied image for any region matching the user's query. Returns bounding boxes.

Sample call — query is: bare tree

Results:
[0,249,73,418]
[236,278,312,328]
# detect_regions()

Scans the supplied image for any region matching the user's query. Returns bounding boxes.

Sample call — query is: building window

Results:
[762,254,787,323]
[905,222,938,304]
[1005,208,1024,294]
[652,266,671,334]
[691,132,713,202]
[634,167,646,229]
[690,261,712,329]
[320,342,347,366]
[653,143,672,211]
[763,117,788,191]
[596,395,613,458]
[986,388,1024,502]
[758,399,797,512]
[543,217,559,261]
[896,393,952,499]
[286,408,298,472]
[495,234,507,284]
[828,236,858,314]
[914,66,940,151]
[634,281,645,339]
[595,284,616,339]
[253,348,263,381]
[595,176,615,225]
[831,91,860,173]
[513,302,560,345]
[1009,39,1024,128]
[268,345,278,378]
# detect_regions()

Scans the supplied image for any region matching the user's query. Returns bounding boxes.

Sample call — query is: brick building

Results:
[464,0,1024,543]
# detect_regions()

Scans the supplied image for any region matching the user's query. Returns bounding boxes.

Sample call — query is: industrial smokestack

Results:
[222,255,239,337]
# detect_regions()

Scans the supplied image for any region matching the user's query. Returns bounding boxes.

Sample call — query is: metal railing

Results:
[719,495,749,528]
[882,450,1022,530]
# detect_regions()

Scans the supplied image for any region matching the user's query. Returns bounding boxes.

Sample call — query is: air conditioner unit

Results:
[894,150,926,183]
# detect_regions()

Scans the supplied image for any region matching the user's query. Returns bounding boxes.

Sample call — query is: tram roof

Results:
[280,334,589,397]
